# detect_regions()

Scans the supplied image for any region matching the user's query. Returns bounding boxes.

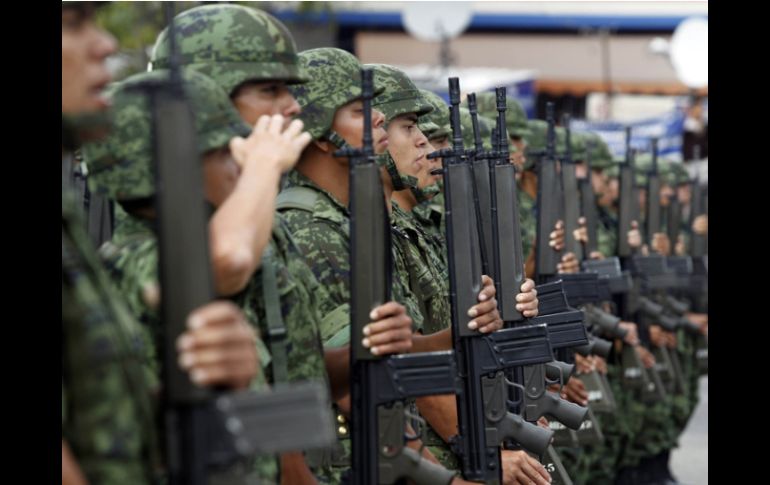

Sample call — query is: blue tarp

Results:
[570,110,686,161]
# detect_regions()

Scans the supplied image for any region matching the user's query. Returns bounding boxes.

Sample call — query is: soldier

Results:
[62,3,263,484]
[277,47,505,483]
[474,92,532,172]
[81,68,321,482]
[513,120,577,279]
[149,5,417,482]
[370,64,549,484]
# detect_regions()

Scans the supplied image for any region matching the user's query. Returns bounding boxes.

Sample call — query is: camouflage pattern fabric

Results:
[583,132,614,171]
[412,192,446,257]
[62,188,161,485]
[101,208,281,483]
[150,3,306,95]
[418,89,450,139]
[517,184,537,262]
[291,48,386,142]
[596,205,619,258]
[390,203,450,336]
[277,170,426,481]
[366,63,433,122]
[83,69,250,201]
[390,205,459,472]
[473,92,532,139]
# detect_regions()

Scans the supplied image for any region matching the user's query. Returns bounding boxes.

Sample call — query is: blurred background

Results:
[97,1,707,163]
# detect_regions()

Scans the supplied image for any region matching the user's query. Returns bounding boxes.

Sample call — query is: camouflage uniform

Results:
[62,188,162,485]
[474,91,533,141]
[413,89,450,245]
[150,12,355,481]
[368,63,473,471]
[83,69,339,483]
[150,4,307,95]
[278,48,426,482]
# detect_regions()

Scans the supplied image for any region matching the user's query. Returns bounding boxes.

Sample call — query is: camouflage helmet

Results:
[83,69,251,201]
[605,163,620,179]
[366,63,433,122]
[459,107,492,150]
[569,131,588,161]
[417,120,441,139]
[583,132,613,170]
[633,152,652,188]
[657,158,677,187]
[291,48,385,145]
[555,126,568,158]
[473,92,532,139]
[149,4,306,96]
[524,119,549,171]
[419,89,450,140]
[670,161,690,186]
[459,108,517,154]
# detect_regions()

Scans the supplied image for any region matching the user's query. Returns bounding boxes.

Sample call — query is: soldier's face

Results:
[232,81,301,127]
[203,147,240,207]
[429,135,450,151]
[421,141,442,189]
[510,136,527,171]
[591,169,609,204]
[332,100,388,154]
[61,6,117,114]
[608,178,620,204]
[677,184,691,205]
[575,161,588,179]
[386,113,430,180]
[660,184,675,207]
[638,188,647,209]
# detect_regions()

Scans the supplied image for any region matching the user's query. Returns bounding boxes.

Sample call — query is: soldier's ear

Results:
[313,139,330,153]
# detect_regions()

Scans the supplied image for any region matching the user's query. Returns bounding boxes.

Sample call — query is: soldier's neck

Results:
[297,149,350,207]
[380,167,394,215]
[521,171,538,198]
[392,188,417,212]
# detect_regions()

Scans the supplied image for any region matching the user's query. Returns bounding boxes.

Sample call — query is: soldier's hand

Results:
[516,278,539,317]
[574,353,594,374]
[549,220,565,252]
[362,301,414,355]
[692,214,708,235]
[619,321,640,346]
[675,234,686,256]
[501,450,552,485]
[627,221,642,249]
[648,325,667,347]
[560,377,588,406]
[665,331,678,349]
[557,252,580,274]
[230,114,312,173]
[686,312,709,335]
[537,416,550,430]
[589,250,605,260]
[468,275,503,333]
[177,301,260,390]
[651,232,671,256]
[595,356,608,375]
[635,346,656,369]
[574,216,588,244]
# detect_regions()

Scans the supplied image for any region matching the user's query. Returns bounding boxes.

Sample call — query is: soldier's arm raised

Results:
[209,114,311,296]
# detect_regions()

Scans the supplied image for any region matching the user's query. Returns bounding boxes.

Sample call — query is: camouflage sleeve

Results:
[285,216,351,311]
[597,222,618,258]
[241,243,328,386]
[391,234,426,333]
[100,237,162,374]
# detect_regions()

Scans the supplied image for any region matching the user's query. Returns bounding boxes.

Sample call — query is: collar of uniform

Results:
[286,169,350,217]
[111,204,155,245]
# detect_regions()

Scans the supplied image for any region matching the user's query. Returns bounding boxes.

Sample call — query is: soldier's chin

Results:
[89,92,112,111]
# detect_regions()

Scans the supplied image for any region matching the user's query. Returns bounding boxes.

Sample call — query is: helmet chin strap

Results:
[324,130,351,151]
